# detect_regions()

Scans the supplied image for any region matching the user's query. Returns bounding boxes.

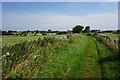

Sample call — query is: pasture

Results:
[2,34,66,47]
[99,33,119,41]
[2,33,120,78]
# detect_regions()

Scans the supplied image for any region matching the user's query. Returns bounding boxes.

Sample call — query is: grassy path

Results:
[37,36,101,78]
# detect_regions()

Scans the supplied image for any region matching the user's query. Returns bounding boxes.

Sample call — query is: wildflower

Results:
[6,52,10,56]
[3,55,6,58]
[33,55,37,59]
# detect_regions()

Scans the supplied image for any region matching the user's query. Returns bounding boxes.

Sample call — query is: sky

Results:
[2,2,118,31]
[2,0,120,2]
[0,1,1,31]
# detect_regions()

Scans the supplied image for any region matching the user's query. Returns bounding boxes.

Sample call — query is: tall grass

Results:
[2,34,81,78]
[96,40,120,78]
[93,34,119,54]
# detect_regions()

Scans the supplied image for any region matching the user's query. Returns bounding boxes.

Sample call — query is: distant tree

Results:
[91,30,100,33]
[2,31,7,35]
[56,31,67,35]
[101,30,113,33]
[84,26,90,33]
[8,30,13,35]
[72,25,84,33]
[113,30,120,34]
[48,29,52,33]
[35,30,39,34]
[27,30,30,34]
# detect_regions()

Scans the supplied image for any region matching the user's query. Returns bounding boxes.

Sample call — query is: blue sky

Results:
[2,2,118,31]
[3,2,117,16]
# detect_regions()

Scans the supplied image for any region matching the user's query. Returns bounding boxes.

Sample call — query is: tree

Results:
[48,29,52,33]
[72,25,84,33]
[27,30,30,34]
[84,26,90,33]
[35,30,39,34]
[8,30,13,35]
[2,31,7,35]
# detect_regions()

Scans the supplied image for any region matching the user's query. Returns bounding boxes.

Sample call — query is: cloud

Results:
[2,11,118,31]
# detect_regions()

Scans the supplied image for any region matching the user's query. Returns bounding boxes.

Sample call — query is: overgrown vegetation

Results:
[2,34,79,78]
[93,34,119,53]
[96,39,120,78]
[2,33,120,78]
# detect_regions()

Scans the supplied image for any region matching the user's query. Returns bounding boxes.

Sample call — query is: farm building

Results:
[14,33,19,35]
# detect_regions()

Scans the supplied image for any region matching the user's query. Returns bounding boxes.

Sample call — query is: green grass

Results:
[99,33,119,41]
[2,34,120,78]
[96,39,120,78]
[2,34,66,47]
[37,36,101,78]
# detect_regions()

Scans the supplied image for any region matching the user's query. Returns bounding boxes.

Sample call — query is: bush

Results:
[24,34,27,36]
[42,32,47,35]
[86,33,92,36]
[67,34,72,39]
[56,32,67,35]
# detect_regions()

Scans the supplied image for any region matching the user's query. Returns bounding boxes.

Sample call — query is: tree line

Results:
[1,25,119,35]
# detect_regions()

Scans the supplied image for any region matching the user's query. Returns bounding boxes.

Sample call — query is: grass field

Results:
[2,34,67,47]
[99,33,119,41]
[2,33,120,78]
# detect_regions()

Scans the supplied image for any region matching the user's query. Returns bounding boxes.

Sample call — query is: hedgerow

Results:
[2,34,81,78]
[93,34,119,54]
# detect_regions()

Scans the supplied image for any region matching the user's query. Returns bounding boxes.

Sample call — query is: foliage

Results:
[113,30,120,34]
[100,30,113,33]
[86,33,92,36]
[56,32,67,35]
[2,31,17,35]
[93,34,119,53]
[96,40,120,78]
[84,26,90,33]
[2,34,77,78]
[48,29,52,33]
[41,32,47,35]
[72,25,84,33]
[91,30,100,33]
[2,34,120,78]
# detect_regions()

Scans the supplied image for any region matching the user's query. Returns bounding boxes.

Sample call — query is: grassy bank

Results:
[2,34,120,78]
[96,39,120,78]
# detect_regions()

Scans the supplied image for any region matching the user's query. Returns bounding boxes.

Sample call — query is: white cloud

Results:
[3,11,118,31]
